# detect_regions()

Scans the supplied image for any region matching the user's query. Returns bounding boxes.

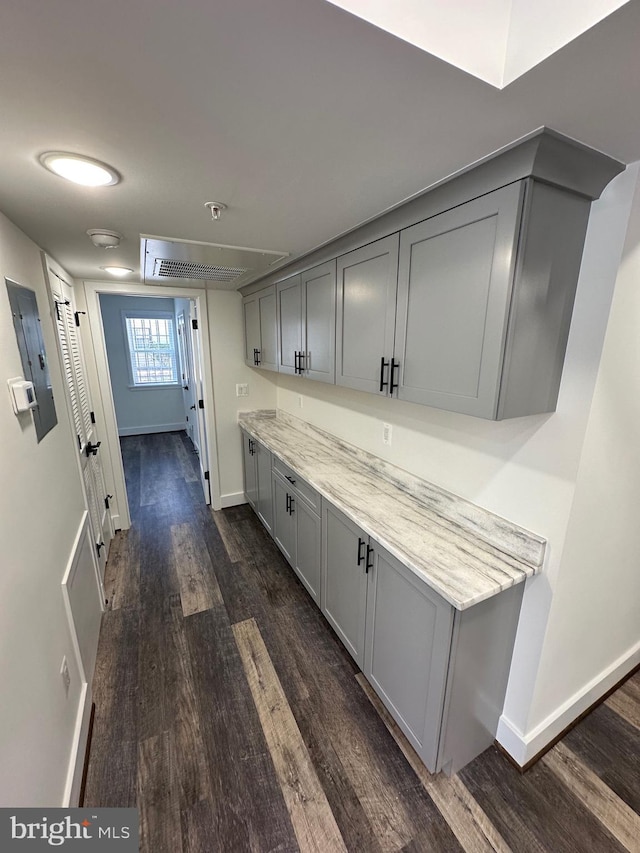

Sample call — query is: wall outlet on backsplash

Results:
[236,383,248,397]
[383,422,392,446]
[298,395,304,408]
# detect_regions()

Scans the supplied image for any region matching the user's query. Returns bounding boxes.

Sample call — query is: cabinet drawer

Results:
[273,456,320,513]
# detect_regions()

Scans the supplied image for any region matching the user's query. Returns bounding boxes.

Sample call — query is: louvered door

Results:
[47,260,113,579]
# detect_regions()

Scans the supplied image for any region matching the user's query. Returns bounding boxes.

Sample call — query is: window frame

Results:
[121,309,181,389]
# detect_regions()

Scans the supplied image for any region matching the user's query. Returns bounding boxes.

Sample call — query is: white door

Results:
[46,259,114,582]
[189,302,210,504]
[177,309,198,446]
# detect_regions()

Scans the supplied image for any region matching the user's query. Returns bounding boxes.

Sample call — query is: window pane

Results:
[125,315,178,385]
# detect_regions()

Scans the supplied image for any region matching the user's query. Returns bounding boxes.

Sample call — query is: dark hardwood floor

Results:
[84,431,640,852]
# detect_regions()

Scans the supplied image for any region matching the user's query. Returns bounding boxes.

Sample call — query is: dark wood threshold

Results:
[78,702,96,807]
[495,661,640,773]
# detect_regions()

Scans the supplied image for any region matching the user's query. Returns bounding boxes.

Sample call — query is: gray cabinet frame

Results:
[243,285,277,371]
[336,235,399,395]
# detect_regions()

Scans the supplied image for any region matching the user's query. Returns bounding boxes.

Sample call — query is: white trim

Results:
[497,640,640,766]
[62,683,93,807]
[220,491,247,508]
[118,422,186,436]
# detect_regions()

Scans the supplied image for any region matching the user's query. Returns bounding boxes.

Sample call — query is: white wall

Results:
[0,211,92,804]
[523,164,640,739]
[275,165,639,758]
[206,290,277,506]
[100,293,185,435]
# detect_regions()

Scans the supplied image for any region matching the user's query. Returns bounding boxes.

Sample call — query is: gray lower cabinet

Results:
[273,467,322,604]
[241,431,273,534]
[243,285,277,371]
[365,543,453,772]
[321,501,369,669]
[322,498,524,774]
[336,234,399,395]
[242,431,258,509]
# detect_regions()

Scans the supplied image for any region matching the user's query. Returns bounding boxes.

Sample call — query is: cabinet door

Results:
[294,499,321,605]
[258,286,278,372]
[336,235,399,394]
[255,441,273,535]
[242,432,257,509]
[273,473,295,564]
[302,260,336,384]
[277,275,302,375]
[394,182,524,418]
[364,543,453,772]
[322,501,368,668]
[243,294,261,368]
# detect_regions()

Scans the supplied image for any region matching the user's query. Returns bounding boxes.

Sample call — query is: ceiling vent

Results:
[141,236,289,289]
[154,259,247,282]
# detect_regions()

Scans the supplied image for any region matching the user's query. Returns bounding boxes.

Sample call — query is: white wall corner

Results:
[497,638,640,766]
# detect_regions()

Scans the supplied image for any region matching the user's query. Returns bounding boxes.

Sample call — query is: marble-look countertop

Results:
[238,410,546,610]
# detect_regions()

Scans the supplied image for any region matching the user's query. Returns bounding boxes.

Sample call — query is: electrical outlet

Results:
[236,383,248,397]
[60,656,70,696]
[298,395,304,408]
[383,422,392,446]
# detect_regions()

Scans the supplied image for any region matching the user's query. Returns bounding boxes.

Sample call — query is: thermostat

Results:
[8,377,37,413]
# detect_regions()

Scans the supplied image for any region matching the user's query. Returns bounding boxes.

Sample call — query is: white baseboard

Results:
[118,422,186,436]
[62,684,93,807]
[497,640,640,766]
[220,491,247,508]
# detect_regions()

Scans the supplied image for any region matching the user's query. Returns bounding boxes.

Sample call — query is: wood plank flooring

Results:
[86,431,640,852]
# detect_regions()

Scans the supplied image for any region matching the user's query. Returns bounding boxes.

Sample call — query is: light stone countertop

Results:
[238,409,546,610]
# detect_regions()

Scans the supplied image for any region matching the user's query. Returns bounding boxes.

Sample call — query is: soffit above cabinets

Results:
[140,236,289,290]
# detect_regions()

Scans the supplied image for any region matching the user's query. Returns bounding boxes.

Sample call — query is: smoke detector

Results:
[87,229,122,249]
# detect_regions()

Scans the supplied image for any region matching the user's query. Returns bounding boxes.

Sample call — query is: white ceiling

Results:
[0,0,639,285]
[326,0,630,87]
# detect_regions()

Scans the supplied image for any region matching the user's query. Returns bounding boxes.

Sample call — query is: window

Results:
[123,311,179,386]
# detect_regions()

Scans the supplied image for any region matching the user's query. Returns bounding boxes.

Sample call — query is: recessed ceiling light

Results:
[101,266,134,277]
[39,152,120,187]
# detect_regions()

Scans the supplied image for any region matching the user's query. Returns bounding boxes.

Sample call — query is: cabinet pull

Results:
[357,537,365,566]
[390,358,400,394]
[366,544,374,574]
[285,475,296,486]
[255,348,261,366]
[248,438,255,455]
[294,351,300,374]
[289,495,295,514]
[286,493,290,513]
[300,352,307,373]
[379,357,389,392]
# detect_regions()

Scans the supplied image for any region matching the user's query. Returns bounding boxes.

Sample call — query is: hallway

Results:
[83,432,640,852]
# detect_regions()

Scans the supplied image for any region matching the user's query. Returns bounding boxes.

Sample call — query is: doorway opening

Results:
[83,282,219,533]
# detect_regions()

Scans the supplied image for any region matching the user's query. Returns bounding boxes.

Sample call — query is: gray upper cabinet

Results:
[336,235,399,394]
[277,275,302,375]
[241,130,623,418]
[322,500,369,668]
[301,260,336,383]
[394,183,524,418]
[243,285,277,371]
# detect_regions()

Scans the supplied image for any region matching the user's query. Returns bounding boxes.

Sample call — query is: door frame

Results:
[82,280,221,529]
